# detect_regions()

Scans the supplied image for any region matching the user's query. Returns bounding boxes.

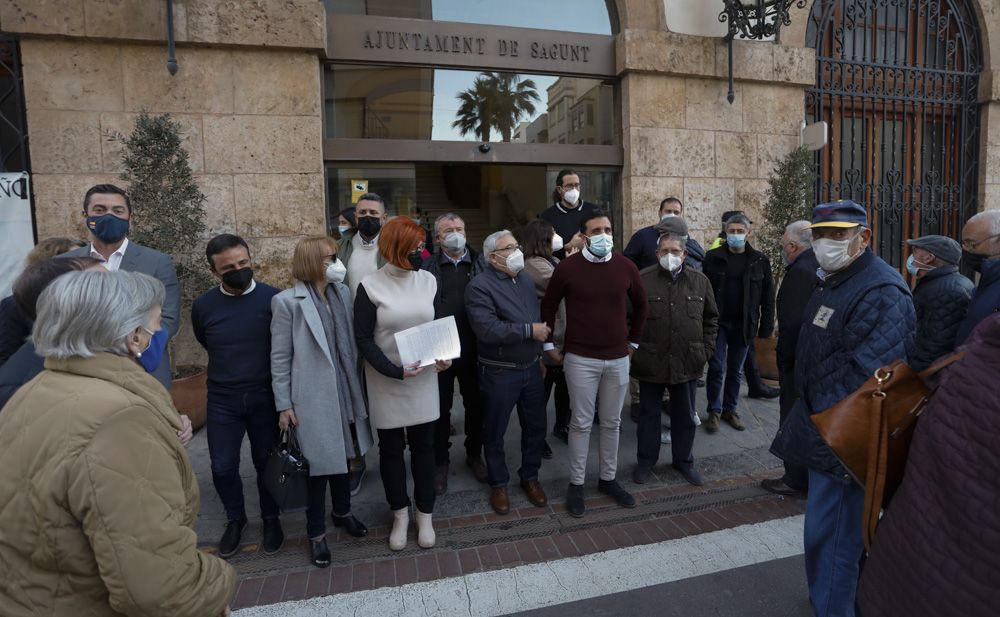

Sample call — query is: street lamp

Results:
[718,0,807,103]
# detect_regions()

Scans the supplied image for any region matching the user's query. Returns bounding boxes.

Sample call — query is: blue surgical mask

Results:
[86,214,129,244]
[906,254,933,276]
[727,234,747,250]
[337,225,350,235]
[588,233,614,257]
[136,328,168,374]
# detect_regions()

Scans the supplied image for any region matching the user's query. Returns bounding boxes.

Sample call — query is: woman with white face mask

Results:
[270,236,374,568]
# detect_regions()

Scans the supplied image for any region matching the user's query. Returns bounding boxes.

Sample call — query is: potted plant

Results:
[756,146,817,380]
[111,112,213,429]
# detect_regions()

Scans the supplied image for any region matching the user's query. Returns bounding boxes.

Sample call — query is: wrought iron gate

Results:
[806,0,982,267]
[0,35,29,173]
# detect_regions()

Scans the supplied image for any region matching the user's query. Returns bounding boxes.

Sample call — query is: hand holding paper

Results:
[394,316,462,368]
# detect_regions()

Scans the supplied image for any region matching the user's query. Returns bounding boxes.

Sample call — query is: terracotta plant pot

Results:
[754,336,780,382]
[171,364,207,431]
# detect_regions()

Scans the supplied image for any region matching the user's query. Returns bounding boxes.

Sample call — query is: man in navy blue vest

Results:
[771,201,915,617]
[192,234,283,559]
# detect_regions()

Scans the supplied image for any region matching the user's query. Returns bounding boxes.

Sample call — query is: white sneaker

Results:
[660,428,672,444]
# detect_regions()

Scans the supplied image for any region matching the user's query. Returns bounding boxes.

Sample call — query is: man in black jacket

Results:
[539,169,601,259]
[761,221,817,496]
[906,235,973,371]
[702,213,775,432]
[421,214,488,494]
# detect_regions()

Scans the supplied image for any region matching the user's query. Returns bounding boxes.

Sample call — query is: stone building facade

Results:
[2,0,999,364]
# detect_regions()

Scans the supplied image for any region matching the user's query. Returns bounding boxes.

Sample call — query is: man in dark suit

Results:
[623,197,706,271]
[64,184,180,390]
[762,220,817,496]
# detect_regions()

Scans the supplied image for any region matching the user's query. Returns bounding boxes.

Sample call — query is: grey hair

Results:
[967,210,1000,236]
[658,232,688,247]
[434,213,464,236]
[483,229,514,255]
[724,213,752,230]
[33,270,166,359]
[785,220,812,247]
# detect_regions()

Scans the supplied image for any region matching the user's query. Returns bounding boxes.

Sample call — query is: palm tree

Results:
[452,76,494,142]
[451,72,540,143]
[482,72,540,143]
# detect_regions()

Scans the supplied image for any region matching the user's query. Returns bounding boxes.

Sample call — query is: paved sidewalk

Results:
[189,381,794,610]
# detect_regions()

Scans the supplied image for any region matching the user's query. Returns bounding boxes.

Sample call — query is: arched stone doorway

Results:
[806,0,983,267]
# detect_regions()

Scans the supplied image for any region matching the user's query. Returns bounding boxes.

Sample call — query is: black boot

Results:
[261,518,284,554]
[218,517,247,559]
[332,513,368,538]
[311,537,331,568]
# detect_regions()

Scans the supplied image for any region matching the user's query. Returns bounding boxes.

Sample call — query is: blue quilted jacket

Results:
[771,250,916,473]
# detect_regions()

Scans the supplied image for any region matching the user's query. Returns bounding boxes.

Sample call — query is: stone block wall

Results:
[618,28,813,247]
[20,36,324,364]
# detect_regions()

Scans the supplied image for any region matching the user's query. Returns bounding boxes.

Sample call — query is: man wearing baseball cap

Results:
[906,235,973,371]
[771,200,915,617]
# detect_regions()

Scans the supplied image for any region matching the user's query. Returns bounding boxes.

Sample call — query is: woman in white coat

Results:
[271,236,374,568]
[354,217,451,551]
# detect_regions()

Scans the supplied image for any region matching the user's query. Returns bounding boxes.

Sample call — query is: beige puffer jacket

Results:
[0,353,235,617]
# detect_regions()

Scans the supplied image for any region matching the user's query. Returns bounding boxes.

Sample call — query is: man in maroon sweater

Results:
[542,211,649,517]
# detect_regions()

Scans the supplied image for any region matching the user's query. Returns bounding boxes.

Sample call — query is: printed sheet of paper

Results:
[394,315,462,368]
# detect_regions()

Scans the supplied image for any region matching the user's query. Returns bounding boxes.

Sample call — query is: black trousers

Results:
[306,473,350,539]
[378,420,436,514]
[636,380,697,469]
[434,354,484,465]
[777,369,809,490]
[543,364,571,432]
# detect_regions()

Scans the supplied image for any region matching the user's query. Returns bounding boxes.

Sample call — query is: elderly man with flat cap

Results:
[906,235,973,371]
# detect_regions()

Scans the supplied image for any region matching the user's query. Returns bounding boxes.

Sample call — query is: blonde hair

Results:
[291,236,338,282]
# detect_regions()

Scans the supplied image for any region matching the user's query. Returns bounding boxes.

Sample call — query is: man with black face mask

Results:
[191,233,284,559]
[339,192,389,301]
[955,210,1000,344]
[62,184,180,390]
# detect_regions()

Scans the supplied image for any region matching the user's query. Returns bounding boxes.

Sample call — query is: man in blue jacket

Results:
[465,230,551,516]
[771,200,915,617]
[623,197,706,271]
[955,210,1000,344]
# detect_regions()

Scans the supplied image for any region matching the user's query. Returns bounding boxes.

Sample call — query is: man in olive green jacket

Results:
[631,228,719,486]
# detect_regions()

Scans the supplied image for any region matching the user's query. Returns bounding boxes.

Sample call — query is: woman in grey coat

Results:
[271,236,374,568]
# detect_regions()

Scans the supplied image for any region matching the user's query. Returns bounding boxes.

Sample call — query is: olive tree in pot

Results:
[111,112,213,429]
[756,146,817,380]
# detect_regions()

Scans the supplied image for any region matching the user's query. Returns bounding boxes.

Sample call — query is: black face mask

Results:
[221,267,253,291]
[407,250,423,271]
[962,249,987,273]
[357,216,382,239]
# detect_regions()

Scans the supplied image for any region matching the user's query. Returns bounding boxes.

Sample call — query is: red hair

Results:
[379,217,425,269]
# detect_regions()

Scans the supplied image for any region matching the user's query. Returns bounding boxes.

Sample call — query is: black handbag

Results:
[263,428,310,513]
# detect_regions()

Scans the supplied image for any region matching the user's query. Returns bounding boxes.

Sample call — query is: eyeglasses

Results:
[323,254,338,262]
[493,244,521,253]
[961,233,1000,250]
[560,183,581,190]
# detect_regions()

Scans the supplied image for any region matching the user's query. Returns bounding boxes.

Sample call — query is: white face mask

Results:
[812,237,858,272]
[562,188,580,205]
[659,253,683,272]
[442,231,466,252]
[551,233,564,252]
[505,249,525,274]
[325,259,347,283]
[660,213,678,221]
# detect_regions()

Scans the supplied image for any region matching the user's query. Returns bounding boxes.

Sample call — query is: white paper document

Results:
[394,315,462,368]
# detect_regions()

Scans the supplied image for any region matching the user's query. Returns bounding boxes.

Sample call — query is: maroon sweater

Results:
[541,252,648,359]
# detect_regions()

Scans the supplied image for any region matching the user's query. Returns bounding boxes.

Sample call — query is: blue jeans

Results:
[479,362,547,487]
[206,387,280,521]
[706,322,750,413]
[804,468,865,617]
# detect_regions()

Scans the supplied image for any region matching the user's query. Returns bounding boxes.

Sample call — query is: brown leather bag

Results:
[810,352,962,550]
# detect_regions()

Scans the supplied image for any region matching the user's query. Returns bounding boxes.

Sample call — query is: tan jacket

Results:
[523,255,567,349]
[0,353,235,617]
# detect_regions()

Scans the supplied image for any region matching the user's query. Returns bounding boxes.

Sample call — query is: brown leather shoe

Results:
[490,487,510,515]
[520,480,548,507]
[466,456,489,484]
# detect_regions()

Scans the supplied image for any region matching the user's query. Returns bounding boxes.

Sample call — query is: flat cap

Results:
[654,215,689,237]
[907,235,962,265]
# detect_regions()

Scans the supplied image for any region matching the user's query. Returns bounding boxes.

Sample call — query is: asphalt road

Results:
[505,555,812,617]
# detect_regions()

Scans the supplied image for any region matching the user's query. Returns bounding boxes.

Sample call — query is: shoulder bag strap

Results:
[862,391,889,551]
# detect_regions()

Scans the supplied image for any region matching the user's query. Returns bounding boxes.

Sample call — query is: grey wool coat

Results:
[270,281,373,476]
